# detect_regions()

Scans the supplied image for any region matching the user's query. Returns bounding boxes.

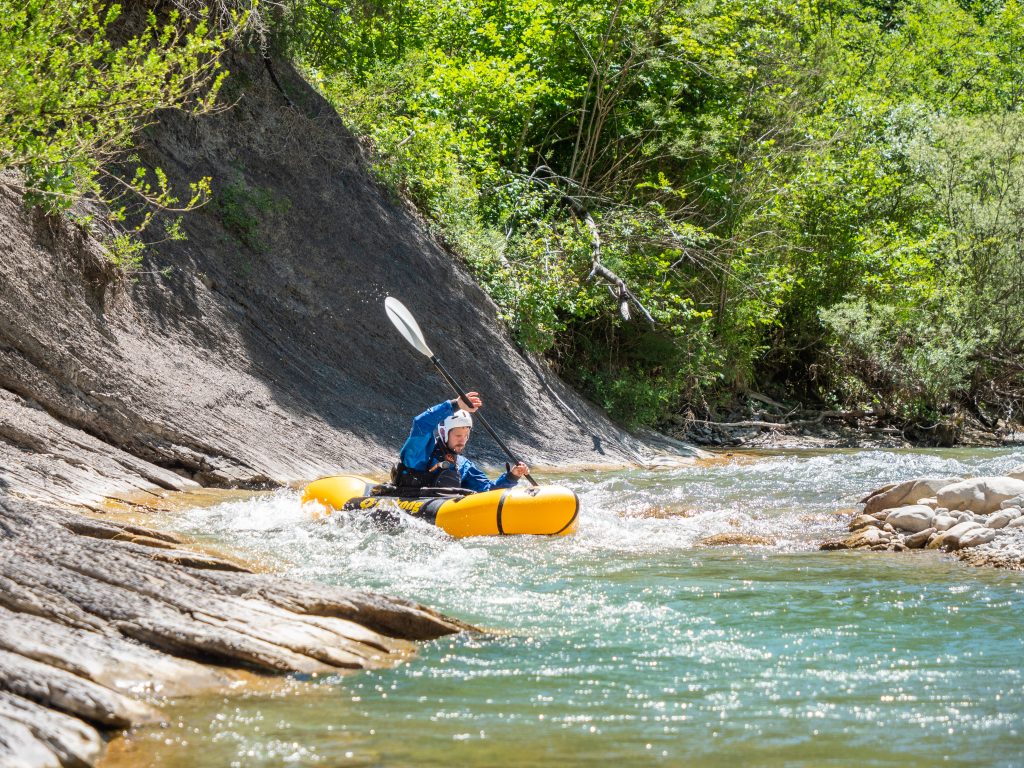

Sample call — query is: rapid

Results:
[107,448,1024,767]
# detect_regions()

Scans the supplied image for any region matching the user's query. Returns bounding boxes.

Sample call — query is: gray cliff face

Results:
[0,52,682,507]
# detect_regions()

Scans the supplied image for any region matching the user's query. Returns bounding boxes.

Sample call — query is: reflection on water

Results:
[104,449,1024,767]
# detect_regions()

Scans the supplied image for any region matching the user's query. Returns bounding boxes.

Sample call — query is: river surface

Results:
[106,449,1024,767]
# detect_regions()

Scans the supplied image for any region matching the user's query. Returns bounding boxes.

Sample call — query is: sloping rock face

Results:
[0,495,465,767]
[0,51,688,507]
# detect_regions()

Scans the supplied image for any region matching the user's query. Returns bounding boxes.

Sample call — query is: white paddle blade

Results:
[385,296,434,357]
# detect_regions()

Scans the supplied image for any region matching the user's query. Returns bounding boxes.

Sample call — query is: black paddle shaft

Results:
[429,355,538,487]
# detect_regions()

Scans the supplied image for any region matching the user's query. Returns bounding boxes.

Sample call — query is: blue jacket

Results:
[399,400,519,492]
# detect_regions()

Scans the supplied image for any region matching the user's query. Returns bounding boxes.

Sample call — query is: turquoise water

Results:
[116,449,1024,767]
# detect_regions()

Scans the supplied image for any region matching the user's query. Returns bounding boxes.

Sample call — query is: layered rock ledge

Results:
[0,495,468,767]
[823,465,1024,569]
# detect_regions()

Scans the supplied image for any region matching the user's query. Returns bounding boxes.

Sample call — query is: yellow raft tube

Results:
[301,475,579,538]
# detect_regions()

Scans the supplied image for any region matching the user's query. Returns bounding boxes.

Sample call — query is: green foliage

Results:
[0,0,236,267]
[104,233,147,271]
[292,0,1024,430]
[819,298,985,420]
[216,176,290,252]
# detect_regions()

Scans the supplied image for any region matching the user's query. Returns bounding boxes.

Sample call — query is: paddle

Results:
[385,296,539,487]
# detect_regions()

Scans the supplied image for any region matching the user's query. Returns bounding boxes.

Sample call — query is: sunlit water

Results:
[109,449,1024,767]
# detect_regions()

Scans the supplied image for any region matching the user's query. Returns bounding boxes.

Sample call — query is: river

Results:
[103,448,1024,767]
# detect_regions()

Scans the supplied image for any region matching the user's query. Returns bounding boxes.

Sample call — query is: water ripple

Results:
[133,448,1024,768]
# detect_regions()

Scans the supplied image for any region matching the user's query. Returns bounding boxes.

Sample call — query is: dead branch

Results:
[689,410,873,431]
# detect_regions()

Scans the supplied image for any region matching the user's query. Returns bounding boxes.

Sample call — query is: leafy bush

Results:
[0,1,237,266]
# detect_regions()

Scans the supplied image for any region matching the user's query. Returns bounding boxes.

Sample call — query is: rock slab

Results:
[0,495,467,767]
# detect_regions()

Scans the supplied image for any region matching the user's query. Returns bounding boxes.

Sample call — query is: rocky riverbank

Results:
[823,466,1024,569]
[0,495,471,767]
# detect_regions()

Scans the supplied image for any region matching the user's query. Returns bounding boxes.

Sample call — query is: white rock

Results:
[1007,465,1024,481]
[1006,517,1024,529]
[937,477,1024,514]
[862,477,963,516]
[1000,497,1024,510]
[933,514,958,532]
[884,505,936,533]
[957,527,997,549]
[956,511,974,523]
[985,510,1017,529]
[928,521,982,550]
[917,497,938,508]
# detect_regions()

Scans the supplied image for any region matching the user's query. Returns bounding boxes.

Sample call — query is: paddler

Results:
[393,392,530,491]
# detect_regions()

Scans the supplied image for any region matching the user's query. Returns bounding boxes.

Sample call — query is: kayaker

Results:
[393,392,529,491]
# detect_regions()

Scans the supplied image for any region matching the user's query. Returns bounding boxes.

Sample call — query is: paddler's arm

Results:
[400,400,456,469]
[459,458,525,492]
[410,399,457,436]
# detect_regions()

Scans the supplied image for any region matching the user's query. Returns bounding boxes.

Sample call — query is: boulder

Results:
[884,505,935,533]
[845,527,887,548]
[937,477,1024,514]
[862,478,962,516]
[957,527,997,549]
[928,521,981,550]
[985,510,1018,530]
[933,514,958,532]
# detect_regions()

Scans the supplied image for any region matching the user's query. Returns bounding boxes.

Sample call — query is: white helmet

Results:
[439,409,473,443]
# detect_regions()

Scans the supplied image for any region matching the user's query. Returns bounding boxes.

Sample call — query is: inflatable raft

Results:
[301,475,579,538]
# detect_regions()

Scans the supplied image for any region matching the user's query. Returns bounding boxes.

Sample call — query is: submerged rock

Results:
[699,532,776,547]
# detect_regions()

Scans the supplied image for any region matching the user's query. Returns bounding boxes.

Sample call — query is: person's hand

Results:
[457,391,482,412]
[510,462,529,479]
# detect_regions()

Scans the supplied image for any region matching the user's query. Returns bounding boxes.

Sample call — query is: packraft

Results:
[301,475,579,538]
